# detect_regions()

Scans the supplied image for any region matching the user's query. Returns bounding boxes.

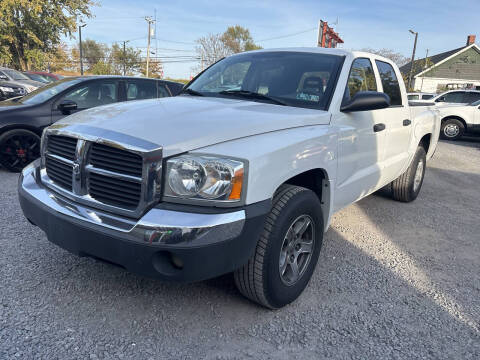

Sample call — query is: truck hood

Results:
[55,96,331,157]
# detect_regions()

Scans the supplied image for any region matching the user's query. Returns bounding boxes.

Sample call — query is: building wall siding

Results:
[413,77,480,92]
[422,47,480,80]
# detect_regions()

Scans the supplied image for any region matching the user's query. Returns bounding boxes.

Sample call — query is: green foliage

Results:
[90,61,113,75]
[221,25,262,53]
[0,0,95,70]
[81,39,108,70]
[110,43,141,75]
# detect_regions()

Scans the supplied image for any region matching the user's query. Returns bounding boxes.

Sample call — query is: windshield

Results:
[186,51,344,110]
[3,69,30,81]
[20,79,83,105]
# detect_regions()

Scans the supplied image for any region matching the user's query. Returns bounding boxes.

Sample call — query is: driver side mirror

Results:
[341,91,390,112]
[0,74,8,81]
[436,97,445,102]
[57,100,77,115]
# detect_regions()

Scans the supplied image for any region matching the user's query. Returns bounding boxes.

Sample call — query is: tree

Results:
[221,25,262,53]
[140,60,164,78]
[195,33,231,69]
[0,0,95,70]
[110,43,141,75]
[360,48,409,66]
[81,39,108,71]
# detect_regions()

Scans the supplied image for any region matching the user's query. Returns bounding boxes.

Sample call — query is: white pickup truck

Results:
[437,100,480,140]
[19,48,439,308]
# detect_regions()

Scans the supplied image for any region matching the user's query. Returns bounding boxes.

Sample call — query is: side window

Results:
[422,94,434,100]
[408,94,419,100]
[375,60,402,106]
[126,80,157,100]
[439,91,465,103]
[464,92,480,103]
[158,84,170,98]
[344,58,377,102]
[62,81,117,109]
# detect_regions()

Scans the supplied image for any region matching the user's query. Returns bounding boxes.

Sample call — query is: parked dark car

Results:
[23,71,64,84]
[0,81,27,101]
[0,76,184,172]
[0,67,44,92]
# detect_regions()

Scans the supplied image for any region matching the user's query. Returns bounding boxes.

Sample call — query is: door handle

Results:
[403,119,412,126]
[373,123,386,132]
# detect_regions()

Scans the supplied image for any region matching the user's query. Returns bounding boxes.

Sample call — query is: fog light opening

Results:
[170,254,184,269]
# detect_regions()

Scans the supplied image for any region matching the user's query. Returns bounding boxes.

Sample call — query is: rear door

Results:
[374,60,412,183]
[125,79,160,101]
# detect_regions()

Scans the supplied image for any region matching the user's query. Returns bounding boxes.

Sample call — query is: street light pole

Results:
[144,16,155,78]
[79,23,87,76]
[407,29,418,91]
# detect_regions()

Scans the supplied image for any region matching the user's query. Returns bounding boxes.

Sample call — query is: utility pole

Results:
[79,23,86,76]
[407,29,418,91]
[144,16,155,77]
[122,40,129,76]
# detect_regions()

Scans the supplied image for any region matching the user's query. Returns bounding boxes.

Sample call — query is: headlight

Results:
[0,86,14,93]
[164,155,245,202]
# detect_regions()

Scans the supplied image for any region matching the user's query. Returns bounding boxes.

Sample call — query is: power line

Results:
[257,27,317,42]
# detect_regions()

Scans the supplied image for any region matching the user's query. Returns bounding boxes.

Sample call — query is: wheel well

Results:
[441,116,466,129]
[282,169,327,202]
[419,133,431,153]
[0,125,43,138]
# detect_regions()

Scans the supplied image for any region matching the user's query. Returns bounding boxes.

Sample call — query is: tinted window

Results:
[344,58,377,102]
[464,92,480,103]
[126,80,157,100]
[422,94,434,100]
[188,52,344,110]
[375,60,402,106]
[408,94,419,100]
[158,84,170,98]
[437,91,465,103]
[20,79,83,105]
[62,81,117,109]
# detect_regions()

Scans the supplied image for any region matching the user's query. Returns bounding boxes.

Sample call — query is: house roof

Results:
[399,46,467,77]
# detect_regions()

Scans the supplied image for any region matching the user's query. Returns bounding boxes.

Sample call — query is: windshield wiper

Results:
[218,90,287,106]
[180,88,204,96]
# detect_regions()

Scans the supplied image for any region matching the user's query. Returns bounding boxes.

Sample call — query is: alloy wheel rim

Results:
[413,159,424,192]
[444,124,459,137]
[279,214,315,286]
[0,134,40,170]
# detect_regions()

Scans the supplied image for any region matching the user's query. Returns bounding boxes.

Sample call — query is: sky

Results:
[67,0,480,79]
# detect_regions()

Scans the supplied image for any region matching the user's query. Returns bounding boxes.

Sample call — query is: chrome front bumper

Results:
[19,160,245,247]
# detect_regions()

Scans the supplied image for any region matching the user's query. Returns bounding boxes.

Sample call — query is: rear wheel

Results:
[440,118,464,140]
[0,129,41,172]
[391,146,426,202]
[234,185,324,309]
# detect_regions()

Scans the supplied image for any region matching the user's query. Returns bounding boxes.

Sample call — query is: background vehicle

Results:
[0,67,44,92]
[437,100,480,140]
[431,90,480,104]
[0,81,27,101]
[407,92,435,101]
[23,71,64,84]
[0,76,183,171]
[18,49,439,308]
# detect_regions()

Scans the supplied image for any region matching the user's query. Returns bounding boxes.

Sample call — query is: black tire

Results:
[234,184,324,309]
[391,146,426,202]
[0,129,41,172]
[440,118,464,140]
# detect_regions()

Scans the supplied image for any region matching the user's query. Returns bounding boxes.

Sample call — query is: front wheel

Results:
[234,185,324,309]
[0,129,41,172]
[391,146,426,202]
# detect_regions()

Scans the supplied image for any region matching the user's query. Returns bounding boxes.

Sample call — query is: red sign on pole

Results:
[318,20,343,48]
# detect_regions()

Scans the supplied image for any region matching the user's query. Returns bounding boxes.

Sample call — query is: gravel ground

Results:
[1,139,479,359]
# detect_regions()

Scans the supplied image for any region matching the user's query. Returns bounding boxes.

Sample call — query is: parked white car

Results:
[18,48,440,308]
[437,100,480,139]
[408,92,435,101]
[412,89,480,105]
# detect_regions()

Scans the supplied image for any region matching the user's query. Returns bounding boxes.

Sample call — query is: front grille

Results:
[47,135,77,160]
[88,172,141,209]
[45,157,73,191]
[90,143,143,177]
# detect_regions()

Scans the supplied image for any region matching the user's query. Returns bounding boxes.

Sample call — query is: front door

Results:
[51,80,118,123]
[334,57,387,210]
